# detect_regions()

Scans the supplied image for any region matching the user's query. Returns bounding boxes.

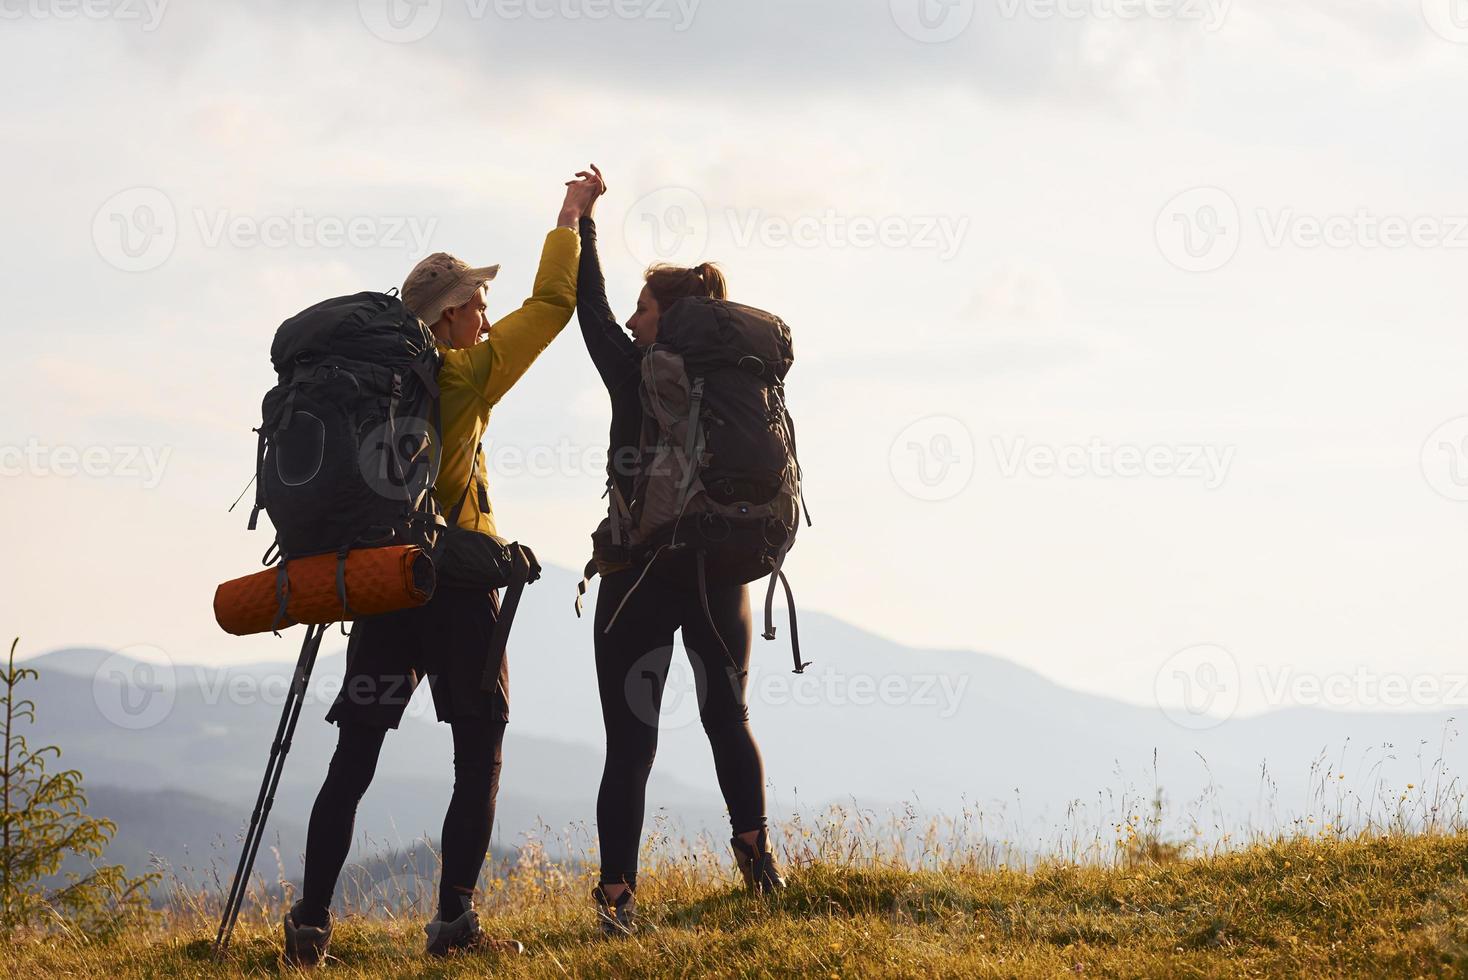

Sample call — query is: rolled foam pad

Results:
[214,545,435,636]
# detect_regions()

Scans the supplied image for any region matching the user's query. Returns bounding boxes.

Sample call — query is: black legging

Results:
[594,569,767,886]
[298,714,506,925]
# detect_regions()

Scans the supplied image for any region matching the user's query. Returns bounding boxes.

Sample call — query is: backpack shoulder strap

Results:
[440,445,492,534]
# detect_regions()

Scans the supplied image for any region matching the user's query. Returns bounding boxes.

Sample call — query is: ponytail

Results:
[644,261,729,310]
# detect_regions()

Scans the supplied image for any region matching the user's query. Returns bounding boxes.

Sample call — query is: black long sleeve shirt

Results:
[576,217,643,504]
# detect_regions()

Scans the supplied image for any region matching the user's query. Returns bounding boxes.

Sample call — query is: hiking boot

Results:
[591,883,637,938]
[731,829,786,894]
[283,900,332,967]
[423,905,524,958]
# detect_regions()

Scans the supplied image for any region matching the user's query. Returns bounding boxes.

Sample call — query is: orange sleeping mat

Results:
[214,545,435,636]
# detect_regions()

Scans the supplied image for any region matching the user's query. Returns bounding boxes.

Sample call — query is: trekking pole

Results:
[213,621,327,956]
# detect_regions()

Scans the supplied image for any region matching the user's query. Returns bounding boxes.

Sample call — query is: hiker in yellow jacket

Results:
[284,172,601,965]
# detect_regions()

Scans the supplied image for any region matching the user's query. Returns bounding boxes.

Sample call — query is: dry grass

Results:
[10,729,1468,976]
[8,823,1468,978]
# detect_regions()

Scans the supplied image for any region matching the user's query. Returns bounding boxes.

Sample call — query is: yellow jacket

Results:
[435,226,579,537]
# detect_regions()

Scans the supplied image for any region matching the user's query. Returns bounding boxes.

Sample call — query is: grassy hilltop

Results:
[10,831,1468,978]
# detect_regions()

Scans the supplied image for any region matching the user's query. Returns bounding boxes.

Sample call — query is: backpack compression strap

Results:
[334,547,357,620]
[576,474,638,617]
[247,427,268,531]
[246,385,299,533]
[772,571,807,674]
[481,543,541,692]
[696,549,745,679]
[762,540,810,673]
[607,481,632,549]
[674,378,707,514]
[269,561,291,636]
[575,559,598,618]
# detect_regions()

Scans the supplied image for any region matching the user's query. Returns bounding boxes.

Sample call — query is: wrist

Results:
[557,206,581,228]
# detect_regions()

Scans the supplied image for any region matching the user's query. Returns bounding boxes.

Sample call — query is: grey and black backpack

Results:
[586,296,812,673]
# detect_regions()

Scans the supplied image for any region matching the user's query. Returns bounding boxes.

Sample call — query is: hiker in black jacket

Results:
[573,166,785,937]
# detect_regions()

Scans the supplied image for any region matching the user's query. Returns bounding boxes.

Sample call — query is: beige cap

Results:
[401,252,501,327]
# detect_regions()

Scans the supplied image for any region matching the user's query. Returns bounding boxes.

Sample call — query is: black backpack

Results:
[589,297,812,672]
[245,292,445,588]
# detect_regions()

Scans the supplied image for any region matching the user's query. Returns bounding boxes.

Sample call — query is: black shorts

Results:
[324,585,509,729]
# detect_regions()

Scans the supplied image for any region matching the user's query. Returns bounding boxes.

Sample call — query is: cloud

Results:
[0,0,1245,111]
[963,261,1069,327]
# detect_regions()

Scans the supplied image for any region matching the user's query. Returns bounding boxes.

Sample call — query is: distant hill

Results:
[23,630,727,887]
[21,563,1468,883]
[73,783,303,889]
[50,784,528,914]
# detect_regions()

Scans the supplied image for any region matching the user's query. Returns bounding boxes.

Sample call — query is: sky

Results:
[5,0,1468,719]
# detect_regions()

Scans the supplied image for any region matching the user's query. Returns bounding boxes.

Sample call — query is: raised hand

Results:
[563,164,607,221]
